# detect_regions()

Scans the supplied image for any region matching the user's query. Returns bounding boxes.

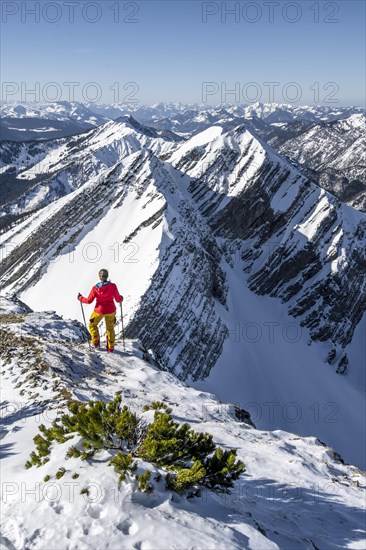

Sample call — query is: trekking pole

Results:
[120,302,126,351]
[80,300,91,350]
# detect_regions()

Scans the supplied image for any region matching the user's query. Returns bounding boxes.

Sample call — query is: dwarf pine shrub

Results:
[109,452,137,482]
[55,467,66,479]
[138,470,153,493]
[25,395,244,497]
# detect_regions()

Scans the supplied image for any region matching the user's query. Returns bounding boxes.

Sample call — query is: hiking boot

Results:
[107,346,114,353]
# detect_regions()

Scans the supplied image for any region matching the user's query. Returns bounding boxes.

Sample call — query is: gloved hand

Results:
[78,293,82,301]
[119,295,124,302]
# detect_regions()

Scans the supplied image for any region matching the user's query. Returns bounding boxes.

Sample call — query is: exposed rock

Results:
[336,354,349,375]
[326,348,337,365]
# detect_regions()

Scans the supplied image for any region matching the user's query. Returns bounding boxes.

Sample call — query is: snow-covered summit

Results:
[1,299,365,549]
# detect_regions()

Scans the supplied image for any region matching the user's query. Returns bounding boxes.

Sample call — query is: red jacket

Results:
[80,281,123,314]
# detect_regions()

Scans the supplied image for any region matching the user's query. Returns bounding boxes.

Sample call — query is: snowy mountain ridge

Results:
[2,102,364,212]
[1,296,365,550]
[0,116,180,220]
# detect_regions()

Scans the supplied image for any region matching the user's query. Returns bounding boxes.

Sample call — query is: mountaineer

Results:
[78,269,123,352]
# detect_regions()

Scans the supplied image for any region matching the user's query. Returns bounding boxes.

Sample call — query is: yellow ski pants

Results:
[89,311,116,349]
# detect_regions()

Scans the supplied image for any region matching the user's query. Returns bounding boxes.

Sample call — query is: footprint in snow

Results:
[116,519,139,536]
[86,504,109,520]
[25,528,45,545]
[50,501,63,514]
[86,506,101,519]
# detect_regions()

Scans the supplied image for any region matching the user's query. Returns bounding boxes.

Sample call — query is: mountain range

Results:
[2,101,364,212]
[1,112,365,469]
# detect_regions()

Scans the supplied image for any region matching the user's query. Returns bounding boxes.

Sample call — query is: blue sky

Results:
[1,0,365,106]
